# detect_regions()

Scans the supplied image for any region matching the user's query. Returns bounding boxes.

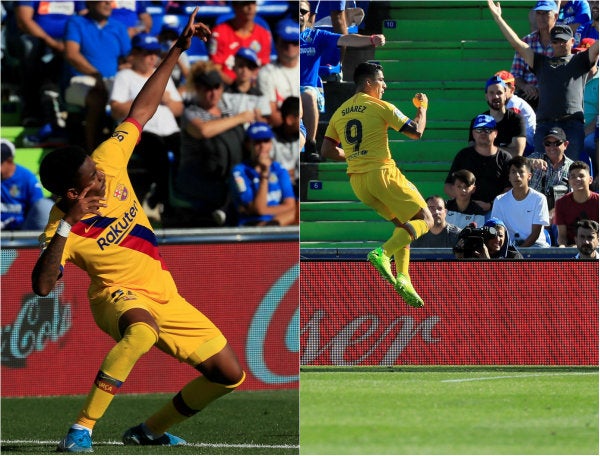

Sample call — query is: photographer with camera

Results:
[454,218,523,259]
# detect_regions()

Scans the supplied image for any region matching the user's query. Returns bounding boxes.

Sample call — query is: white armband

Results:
[56,219,72,238]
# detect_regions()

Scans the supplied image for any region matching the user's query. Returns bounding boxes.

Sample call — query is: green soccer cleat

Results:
[395,273,424,308]
[367,247,396,285]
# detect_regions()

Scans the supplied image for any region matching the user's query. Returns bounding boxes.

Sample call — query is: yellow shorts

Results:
[349,167,426,222]
[90,286,226,366]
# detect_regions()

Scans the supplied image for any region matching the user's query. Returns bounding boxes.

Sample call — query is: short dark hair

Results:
[508,155,532,172]
[353,62,383,86]
[281,96,299,118]
[576,219,599,236]
[426,195,446,208]
[452,169,476,186]
[569,160,590,175]
[39,146,88,196]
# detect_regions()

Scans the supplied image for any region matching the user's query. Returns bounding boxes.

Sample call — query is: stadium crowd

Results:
[301,0,598,255]
[1,0,300,228]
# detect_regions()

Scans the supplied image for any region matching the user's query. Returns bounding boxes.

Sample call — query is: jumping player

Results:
[32,9,245,452]
[321,62,432,307]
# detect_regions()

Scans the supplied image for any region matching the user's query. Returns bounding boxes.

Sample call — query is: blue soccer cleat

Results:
[122,423,186,446]
[56,428,93,453]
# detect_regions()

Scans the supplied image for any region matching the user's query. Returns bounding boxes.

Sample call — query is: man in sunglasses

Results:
[488,0,599,161]
[528,127,574,215]
[444,114,512,213]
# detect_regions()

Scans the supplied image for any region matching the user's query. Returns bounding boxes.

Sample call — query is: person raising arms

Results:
[321,62,432,308]
[32,9,245,452]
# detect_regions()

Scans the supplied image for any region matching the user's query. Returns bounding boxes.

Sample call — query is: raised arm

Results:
[128,8,210,128]
[488,0,534,68]
[401,93,428,140]
[337,33,385,48]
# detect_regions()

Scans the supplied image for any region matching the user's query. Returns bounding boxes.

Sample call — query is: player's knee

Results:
[121,322,158,356]
[420,207,434,230]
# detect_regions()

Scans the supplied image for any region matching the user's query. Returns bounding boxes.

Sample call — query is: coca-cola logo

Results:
[1,283,72,367]
[301,310,441,365]
[246,263,299,384]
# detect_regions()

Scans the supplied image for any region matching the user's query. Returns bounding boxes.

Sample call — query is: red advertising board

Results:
[2,242,299,397]
[300,261,598,366]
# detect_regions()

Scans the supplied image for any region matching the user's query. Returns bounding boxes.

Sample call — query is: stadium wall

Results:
[300,260,598,366]
[1,230,298,397]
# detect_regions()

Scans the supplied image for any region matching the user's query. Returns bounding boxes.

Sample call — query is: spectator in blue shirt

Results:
[231,122,297,226]
[14,1,85,129]
[299,0,385,161]
[1,139,53,231]
[64,1,131,151]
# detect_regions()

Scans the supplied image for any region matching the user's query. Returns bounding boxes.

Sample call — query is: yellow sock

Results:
[383,220,430,256]
[393,246,410,279]
[383,227,411,256]
[145,372,246,436]
[407,219,430,240]
[76,323,158,429]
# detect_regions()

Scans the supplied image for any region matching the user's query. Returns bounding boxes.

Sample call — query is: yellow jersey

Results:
[40,120,178,303]
[324,92,410,174]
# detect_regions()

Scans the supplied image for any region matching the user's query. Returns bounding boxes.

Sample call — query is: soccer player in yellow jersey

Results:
[322,62,433,307]
[32,10,245,452]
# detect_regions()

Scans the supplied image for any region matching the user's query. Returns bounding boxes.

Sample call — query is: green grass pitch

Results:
[1,389,299,455]
[300,366,598,455]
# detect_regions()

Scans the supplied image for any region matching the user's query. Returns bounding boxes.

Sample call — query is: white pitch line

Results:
[441,372,598,383]
[0,439,298,449]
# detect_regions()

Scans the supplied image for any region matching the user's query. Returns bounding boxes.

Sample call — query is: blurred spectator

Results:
[574,0,598,43]
[13,1,85,130]
[444,115,512,213]
[226,47,261,94]
[511,0,558,111]
[110,0,152,37]
[109,32,183,223]
[299,111,307,152]
[468,75,526,157]
[208,1,272,85]
[313,1,365,78]
[574,219,599,258]
[558,0,591,32]
[230,122,297,226]
[454,218,523,259]
[495,70,537,153]
[63,1,131,152]
[411,195,460,248]
[1,139,53,231]
[158,20,189,89]
[554,160,599,246]
[576,37,599,186]
[528,127,573,214]
[445,169,487,229]
[489,2,599,160]
[257,18,300,127]
[175,63,257,226]
[271,96,301,195]
[299,0,385,160]
[491,155,550,247]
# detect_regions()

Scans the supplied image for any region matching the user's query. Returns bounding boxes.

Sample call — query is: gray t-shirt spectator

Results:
[411,224,461,248]
[533,50,594,121]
